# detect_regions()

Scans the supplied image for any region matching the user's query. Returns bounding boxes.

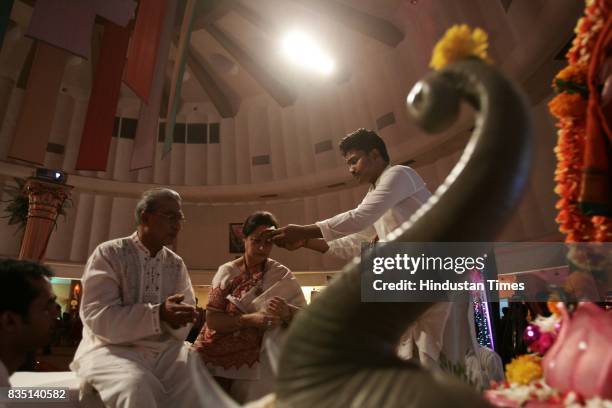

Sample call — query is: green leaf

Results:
[1,177,71,232]
[554,79,589,98]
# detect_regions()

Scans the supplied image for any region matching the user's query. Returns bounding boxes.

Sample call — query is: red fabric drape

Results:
[75,21,131,171]
[130,0,178,171]
[26,0,135,59]
[123,0,166,103]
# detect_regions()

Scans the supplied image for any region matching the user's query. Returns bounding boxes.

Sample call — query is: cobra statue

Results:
[274,58,533,407]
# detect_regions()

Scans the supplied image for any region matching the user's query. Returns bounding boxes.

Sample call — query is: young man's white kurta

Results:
[71,232,231,408]
[315,165,459,366]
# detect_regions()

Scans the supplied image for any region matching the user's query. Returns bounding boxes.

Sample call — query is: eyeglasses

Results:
[154,211,186,224]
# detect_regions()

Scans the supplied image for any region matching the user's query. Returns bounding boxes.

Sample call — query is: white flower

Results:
[533,314,560,333]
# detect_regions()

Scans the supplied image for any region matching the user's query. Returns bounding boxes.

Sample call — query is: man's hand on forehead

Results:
[263,225,304,246]
[260,227,282,240]
[251,226,276,243]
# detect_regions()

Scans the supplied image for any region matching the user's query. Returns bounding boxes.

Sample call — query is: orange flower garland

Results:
[549,0,611,243]
[555,64,588,84]
[549,94,588,119]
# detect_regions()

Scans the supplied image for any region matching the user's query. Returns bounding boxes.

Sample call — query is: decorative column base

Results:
[18,178,73,261]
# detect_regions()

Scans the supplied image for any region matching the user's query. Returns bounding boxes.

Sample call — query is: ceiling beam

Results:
[287,0,404,47]
[231,1,273,36]
[205,23,296,107]
[191,0,236,31]
[186,46,239,118]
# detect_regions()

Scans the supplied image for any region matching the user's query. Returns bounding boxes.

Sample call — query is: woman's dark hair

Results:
[339,128,390,163]
[0,259,53,319]
[242,211,279,237]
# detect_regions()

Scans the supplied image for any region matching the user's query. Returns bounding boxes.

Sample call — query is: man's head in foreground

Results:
[0,259,57,374]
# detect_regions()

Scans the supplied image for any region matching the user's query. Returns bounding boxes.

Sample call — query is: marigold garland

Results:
[549,93,588,119]
[548,0,611,243]
[429,25,492,70]
[505,354,544,385]
[555,64,588,84]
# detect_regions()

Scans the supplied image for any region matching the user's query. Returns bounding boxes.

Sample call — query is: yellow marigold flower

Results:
[506,355,543,385]
[430,25,493,70]
[555,64,588,84]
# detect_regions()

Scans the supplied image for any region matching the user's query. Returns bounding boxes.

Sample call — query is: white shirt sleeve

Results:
[79,246,163,344]
[326,226,377,260]
[317,166,425,241]
[162,260,196,341]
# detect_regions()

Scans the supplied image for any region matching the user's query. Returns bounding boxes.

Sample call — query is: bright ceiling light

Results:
[281,30,335,75]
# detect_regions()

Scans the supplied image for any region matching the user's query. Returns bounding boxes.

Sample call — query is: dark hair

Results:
[242,211,278,237]
[0,259,53,319]
[339,128,389,163]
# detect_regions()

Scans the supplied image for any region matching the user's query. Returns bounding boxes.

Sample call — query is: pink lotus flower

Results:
[543,303,612,399]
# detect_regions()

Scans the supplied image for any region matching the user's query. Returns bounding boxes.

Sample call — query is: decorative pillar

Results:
[18,177,72,261]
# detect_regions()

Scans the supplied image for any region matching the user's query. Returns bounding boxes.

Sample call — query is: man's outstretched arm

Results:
[264,223,323,247]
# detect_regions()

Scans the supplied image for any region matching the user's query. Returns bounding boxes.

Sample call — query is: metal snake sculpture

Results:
[275,58,533,407]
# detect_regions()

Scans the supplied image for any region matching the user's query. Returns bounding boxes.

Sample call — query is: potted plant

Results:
[1,177,71,232]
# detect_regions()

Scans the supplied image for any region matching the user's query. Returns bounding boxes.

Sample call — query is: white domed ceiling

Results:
[0,0,582,201]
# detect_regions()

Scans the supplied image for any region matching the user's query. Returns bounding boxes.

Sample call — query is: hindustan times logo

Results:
[372,253,487,275]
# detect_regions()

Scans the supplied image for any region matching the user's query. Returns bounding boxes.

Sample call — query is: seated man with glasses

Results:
[71,188,233,408]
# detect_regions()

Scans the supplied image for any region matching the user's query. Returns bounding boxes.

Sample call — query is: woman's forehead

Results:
[250,225,274,236]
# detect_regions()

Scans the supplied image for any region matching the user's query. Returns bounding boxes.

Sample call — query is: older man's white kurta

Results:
[71,232,234,408]
[315,165,474,369]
